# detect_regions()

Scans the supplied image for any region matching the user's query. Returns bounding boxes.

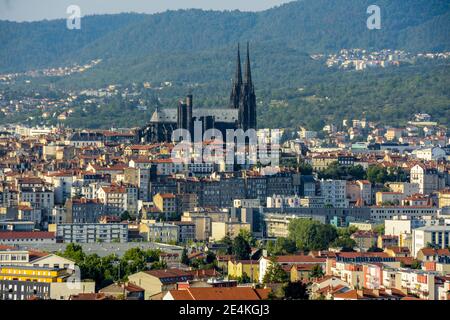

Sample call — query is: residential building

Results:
[0,232,56,245]
[128,269,194,300]
[171,221,196,243]
[56,223,128,243]
[210,221,251,241]
[259,255,326,283]
[153,193,177,216]
[228,260,259,282]
[410,164,444,195]
[319,179,349,208]
[145,222,179,244]
[412,226,450,257]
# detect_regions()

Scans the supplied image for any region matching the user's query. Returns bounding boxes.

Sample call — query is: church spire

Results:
[234,43,242,86]
[230,43,242,109]
[244,42,252,86]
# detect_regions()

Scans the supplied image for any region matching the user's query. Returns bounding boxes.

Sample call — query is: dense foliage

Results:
[1,0,449,72]
[287,219,358,252]
[60,244,162,289]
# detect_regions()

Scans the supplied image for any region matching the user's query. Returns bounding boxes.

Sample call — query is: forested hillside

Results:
[0,0,449,129]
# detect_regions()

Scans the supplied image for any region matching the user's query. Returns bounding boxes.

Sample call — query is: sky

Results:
[0,0,293,22]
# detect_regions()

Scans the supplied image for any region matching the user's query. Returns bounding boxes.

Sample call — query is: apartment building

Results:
[410,164,444,195]
[210,221,251,241]
[412,225,450,257]
[56,222,129,243]
[319,179,349,208]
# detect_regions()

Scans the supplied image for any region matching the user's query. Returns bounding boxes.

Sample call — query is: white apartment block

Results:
[19,187,54,210]
[56,223,128,243]
[319,179,349,208]
[410,164,444,195]
[370,206,438,222]
[43,173,74,205]
[412,225,450,257]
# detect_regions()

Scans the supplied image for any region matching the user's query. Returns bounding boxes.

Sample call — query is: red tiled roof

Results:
[387,246,410,254]
[144,269,193,280]
[167,287,271,300]
[419,248,450,257]
[125,283,144,292]
[231,260,259,265]
[273,255,326,264]
[334,289,361,300]
[0,231,55,240]
[188,269,220,278]
[401,296,425,300]
[0,245,17,250]
[157,193,176,199]
[336,252,390,259]
[395,257,416,266]
[69,293,113,300]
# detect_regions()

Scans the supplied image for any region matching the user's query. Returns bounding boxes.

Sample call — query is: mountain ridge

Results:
[0,0,449,73]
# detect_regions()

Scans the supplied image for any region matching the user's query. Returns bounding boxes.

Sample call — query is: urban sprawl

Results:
[0,49,450,301]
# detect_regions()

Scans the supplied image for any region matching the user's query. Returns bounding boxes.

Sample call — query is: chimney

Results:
[186,95,193,136]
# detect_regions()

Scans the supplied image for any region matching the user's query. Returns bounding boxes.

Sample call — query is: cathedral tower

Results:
[239,42,257,131]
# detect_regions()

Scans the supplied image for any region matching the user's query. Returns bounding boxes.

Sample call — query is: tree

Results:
[120,211,133,221]
[298,162,313,175]
[121,248,147,274]
[145,249,161,263]
[62,243,85,263]
[309,264,324,279]
[238,272,251,284]
[283,281,309,300]
[181,248,190,265]
[205,251,216,265]
[232,235,251,260]
[267,237,297,256]
[238,229,256,247]
[410,260,422,270]
[288,219,338,251]
[263,259,289,284]
[151,260,167,270]
[330,237,356,251]
[318,162,367,180]
[367,246,384,252]
[219,235,233,255]
[373,224,385,235]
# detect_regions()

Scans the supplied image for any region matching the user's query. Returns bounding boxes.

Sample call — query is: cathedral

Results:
[139,43,257,143]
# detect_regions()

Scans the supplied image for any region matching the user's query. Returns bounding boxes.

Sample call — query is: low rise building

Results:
[56,223,128,243]
[210,221,251,241]
[128,269,194,300]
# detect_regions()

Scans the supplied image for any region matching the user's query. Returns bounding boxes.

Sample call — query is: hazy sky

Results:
[0,0,293,22]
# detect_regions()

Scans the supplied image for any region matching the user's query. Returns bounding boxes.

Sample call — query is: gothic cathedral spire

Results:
[244,42,252,87]
[239,42,257,131]
[230,44,242,109]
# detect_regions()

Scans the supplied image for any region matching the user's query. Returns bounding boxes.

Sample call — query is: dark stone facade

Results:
[139,44,257,143]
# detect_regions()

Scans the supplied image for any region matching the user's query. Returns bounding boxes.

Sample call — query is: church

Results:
[139,43,257,143]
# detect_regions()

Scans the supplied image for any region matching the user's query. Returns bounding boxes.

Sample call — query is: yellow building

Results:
[0,266,69,283]
[227,260,259,283]
[290,265,316,282]
[375,192,405,205]
[311,156,337,171]
[153,193,177,215]
[438,190,450,209]
[210,221,251,241]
